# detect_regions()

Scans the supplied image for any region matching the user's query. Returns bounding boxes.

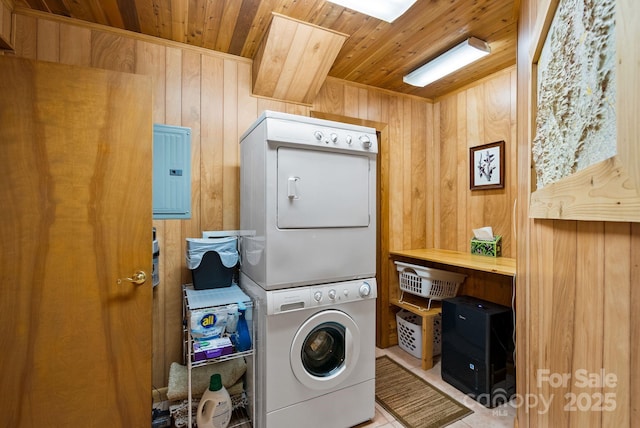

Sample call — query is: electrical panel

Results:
[153,124,191,219]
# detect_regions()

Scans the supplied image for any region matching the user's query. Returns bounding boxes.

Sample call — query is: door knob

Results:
[126,270,147,285]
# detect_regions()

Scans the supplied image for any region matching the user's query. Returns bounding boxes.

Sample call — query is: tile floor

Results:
[358,346,516,428]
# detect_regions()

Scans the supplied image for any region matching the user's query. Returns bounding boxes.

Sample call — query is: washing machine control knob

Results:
[359,282,371,297]
[360,135,372,149]
[328,289,337,300]
[313,131,323,141]
[313,291,323,302]
[330,133,338,143]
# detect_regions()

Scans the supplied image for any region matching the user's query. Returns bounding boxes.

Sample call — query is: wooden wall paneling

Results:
[436,96,459,250]
[482,73,513,254]
[36,17,58,62]
[237,61,258,133]
[530,219,555,427]
[135,39,169,389]
[13,14,36,58]
[91,30,135,72]
[455,91,468,252]
[410,100,427,250]
[343,84,359,118]
[179,49,203,373]
[388,96,404,252]
[508,69,518,257]
[465,86,482,248]
[60,23,90,66]
[315,79,345,117]
[401,98,412,250]
[571,221,604,428]
[365,87,385,124]
[432,70,516,258]
[432,103,442,248]
[515,1,533,424]
[180,48,202,237]
[222,58,239,230]
[602,222,630,428]
[136,40,167,123]
[547,220,577,425]
[631,223,640,425]
[162,45,185,382]
[424,102,435,249]
[378,117,392,348]
[201,54,225,231]
[0,0,14,50]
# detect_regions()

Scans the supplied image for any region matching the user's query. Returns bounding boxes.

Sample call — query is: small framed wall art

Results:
[470,140,505,190]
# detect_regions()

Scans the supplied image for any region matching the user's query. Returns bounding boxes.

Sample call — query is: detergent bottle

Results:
[196,373,232,428]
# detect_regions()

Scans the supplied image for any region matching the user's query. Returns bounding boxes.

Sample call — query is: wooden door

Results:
[0,56,153,427]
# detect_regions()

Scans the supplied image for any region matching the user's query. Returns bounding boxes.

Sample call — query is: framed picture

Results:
[470,141,505,190]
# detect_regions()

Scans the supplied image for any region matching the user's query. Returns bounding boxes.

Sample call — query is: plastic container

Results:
[186,237,239,290]
[196,373,232,428]
[395,261,466,310]
[396,309,442,358]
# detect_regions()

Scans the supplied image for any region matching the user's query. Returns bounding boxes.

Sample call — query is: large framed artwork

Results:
[528,0,640,222]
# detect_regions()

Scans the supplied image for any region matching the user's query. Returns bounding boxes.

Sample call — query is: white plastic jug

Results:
[196,373,232,428]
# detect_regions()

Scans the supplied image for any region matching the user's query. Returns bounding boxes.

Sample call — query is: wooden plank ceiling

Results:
[13,0,518,100]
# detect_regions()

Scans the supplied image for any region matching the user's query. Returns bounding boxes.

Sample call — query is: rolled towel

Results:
[167,358,247,401]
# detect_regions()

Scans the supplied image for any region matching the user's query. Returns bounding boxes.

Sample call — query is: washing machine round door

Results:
[290,309,361,390]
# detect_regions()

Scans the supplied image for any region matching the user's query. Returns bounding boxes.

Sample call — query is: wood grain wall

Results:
[432,68,517,308]
[11,9,517,389]
[0,0,13,49]
[516,1,639,427]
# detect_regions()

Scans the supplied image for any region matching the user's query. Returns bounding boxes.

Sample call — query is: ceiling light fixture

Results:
[327,0,417,23]
[403,37,491,87]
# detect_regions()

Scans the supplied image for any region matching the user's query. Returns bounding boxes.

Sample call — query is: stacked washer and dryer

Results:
[239,111,378,428]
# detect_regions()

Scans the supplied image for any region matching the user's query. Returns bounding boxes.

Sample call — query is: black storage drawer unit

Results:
[441,295,515,408]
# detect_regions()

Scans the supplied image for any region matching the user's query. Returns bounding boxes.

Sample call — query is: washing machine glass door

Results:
[290,309,361,390]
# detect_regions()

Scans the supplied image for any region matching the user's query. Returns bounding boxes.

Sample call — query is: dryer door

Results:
[290,310,361,390]
[277,147,370,228]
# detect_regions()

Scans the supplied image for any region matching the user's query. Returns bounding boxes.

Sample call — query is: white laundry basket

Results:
[395,309,442,359]
[395,261,466,310]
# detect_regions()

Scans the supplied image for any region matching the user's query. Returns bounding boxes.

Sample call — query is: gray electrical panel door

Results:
[153,124,191,219]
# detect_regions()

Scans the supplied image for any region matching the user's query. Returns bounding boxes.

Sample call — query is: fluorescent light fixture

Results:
[327,0,417,23]
[403,37,491,87]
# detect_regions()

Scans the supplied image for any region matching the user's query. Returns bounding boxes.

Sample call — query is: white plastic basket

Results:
[396,309,442,358]
[395,261,466,310]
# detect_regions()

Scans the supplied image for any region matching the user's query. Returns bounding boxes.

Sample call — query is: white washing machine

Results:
[241,273,377,428]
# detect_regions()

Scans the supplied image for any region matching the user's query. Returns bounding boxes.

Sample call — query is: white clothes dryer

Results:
[241,273,377,428]
[240,111,378,290]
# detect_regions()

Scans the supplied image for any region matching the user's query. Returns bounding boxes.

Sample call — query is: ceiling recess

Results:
[252,13,348,105]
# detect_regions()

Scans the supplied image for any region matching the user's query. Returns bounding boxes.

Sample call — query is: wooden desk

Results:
[388,248,516,370]
[390,248,516,277]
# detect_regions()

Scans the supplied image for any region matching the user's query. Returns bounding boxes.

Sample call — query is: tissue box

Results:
[470,235,502,257]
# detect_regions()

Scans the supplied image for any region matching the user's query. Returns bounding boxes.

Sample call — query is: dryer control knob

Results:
[359,282,371,297]
[328,289,337,300]
[330,133,338,143]
[359,135,372,149]
[313,291,323,302]
[314,131,324,141]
